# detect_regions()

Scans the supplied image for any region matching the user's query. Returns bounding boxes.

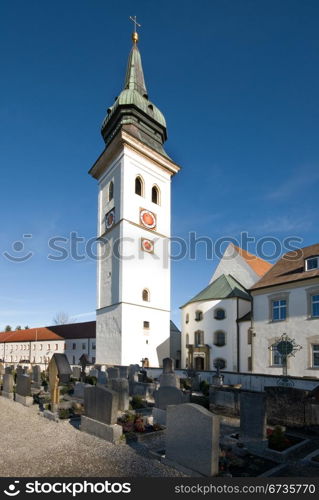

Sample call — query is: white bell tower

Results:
[89,27,180,367]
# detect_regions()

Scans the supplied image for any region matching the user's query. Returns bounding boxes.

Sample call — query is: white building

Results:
[89,30,180,367]
[251,243,319,379]
[0,321,96,370]
[181,244,272,372]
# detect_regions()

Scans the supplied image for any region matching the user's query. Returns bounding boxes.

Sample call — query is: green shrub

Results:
[131,395,146,409]
[84,376,97,385]
[190,395,209,409]
[59,408,70,419]
[200,380,210,396]
[180,378,191,390]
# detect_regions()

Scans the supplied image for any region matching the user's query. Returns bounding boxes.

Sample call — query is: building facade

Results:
[180,244,272,372]
[0,321,96,369]
[89,30,180,367]
[251,243,319,378]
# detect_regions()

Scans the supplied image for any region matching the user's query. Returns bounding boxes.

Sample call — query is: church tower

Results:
[89,25,180,367]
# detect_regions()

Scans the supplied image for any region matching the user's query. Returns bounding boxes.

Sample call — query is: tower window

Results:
[143,321,150,329]
[152,185,160,205]
[142,289,150,302]
[135,176,144,196]
[109,181,114,201]
[185,313,189,324]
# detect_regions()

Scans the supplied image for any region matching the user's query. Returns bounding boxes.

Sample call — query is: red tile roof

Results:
[233,245,273,277]
[0,321,96,343]
[0,328,64,343]
[251,243,319,290]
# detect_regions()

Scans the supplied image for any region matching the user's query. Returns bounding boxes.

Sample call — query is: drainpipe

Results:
[237,298,240,372]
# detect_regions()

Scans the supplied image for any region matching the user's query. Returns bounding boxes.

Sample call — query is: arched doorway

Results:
[194,356,204,371]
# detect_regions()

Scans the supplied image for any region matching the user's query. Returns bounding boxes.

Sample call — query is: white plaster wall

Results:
[252,279,319,379]
[121,303,170,367]
[96,304,122,365]
[181,298,245,371]
[95,144,172,367]
[211,243,259,289]
[239,320,252,372]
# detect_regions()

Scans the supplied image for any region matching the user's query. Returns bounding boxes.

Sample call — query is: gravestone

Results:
[2,373,14,400]
[81,385,122,443]
[84,385,118,424]
[163,357,174,373]
[32,365,42,387]
[265,386,307,427]
[132,382,156,398]
[118,366,128,379]
[111,378,129,411]
[159,357,180,388]
[240,391,267,442]
[72,366,81,380]
[89,368,98,378]
[154,386,188,410]
[73,382,91,399]
[97,371,108,385]
[165,403,220,476]
[107,367,120,380]
[16,366,24,376]
[79,354,89,381]
[128,365,140,395]
[16,374,33,406]
[48,354,72,412]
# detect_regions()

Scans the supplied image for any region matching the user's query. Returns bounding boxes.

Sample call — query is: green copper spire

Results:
[101,30,169,157]
[124,44,148,97]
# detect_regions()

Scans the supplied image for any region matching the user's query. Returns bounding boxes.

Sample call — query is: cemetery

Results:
[1,356,319,477]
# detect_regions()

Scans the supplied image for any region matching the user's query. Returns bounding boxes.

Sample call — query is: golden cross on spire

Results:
[129,15,141,44]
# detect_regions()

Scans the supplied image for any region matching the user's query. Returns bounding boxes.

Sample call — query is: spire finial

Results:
[129,15,141,44]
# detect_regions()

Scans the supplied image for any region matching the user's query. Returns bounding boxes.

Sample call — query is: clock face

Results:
[105,209,115,230]
[141,238,154,253]
[140,209,156,230]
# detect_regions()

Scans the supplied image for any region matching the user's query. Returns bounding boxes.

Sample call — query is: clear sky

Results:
[0,0,318,330]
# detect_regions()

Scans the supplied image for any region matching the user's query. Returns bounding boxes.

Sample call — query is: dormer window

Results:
[306,257,319,271]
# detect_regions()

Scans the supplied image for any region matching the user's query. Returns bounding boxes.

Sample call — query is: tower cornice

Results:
[89,129,180,180]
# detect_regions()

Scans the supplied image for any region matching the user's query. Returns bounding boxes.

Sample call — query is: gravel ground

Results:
[0,398,185,477]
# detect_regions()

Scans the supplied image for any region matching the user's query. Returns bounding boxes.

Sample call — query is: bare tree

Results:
[52,311,70,325]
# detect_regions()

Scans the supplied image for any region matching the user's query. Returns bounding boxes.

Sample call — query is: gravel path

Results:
[0,398,185,477]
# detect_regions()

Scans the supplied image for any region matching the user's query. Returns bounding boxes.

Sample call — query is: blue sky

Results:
[0,0,318,330]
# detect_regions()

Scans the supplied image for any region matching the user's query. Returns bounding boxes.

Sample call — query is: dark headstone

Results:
[52,353,72,384]
[240,391,267,442]
[3,373,14,393]
[16,374,31,397]
[163,357,174,374]
[84,385,118,425]
[107,367,120,380]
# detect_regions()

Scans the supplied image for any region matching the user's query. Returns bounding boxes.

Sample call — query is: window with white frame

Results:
[312,344,319,367]
[311,295,319,318]
[272,348,283,366]
[272,299,287,321]
[306,256,319,271]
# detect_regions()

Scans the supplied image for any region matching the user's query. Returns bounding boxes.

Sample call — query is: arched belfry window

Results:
[152,185,160,205]
[135,176,144,196]
[142,289,150,302]
[109,181,114,201]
